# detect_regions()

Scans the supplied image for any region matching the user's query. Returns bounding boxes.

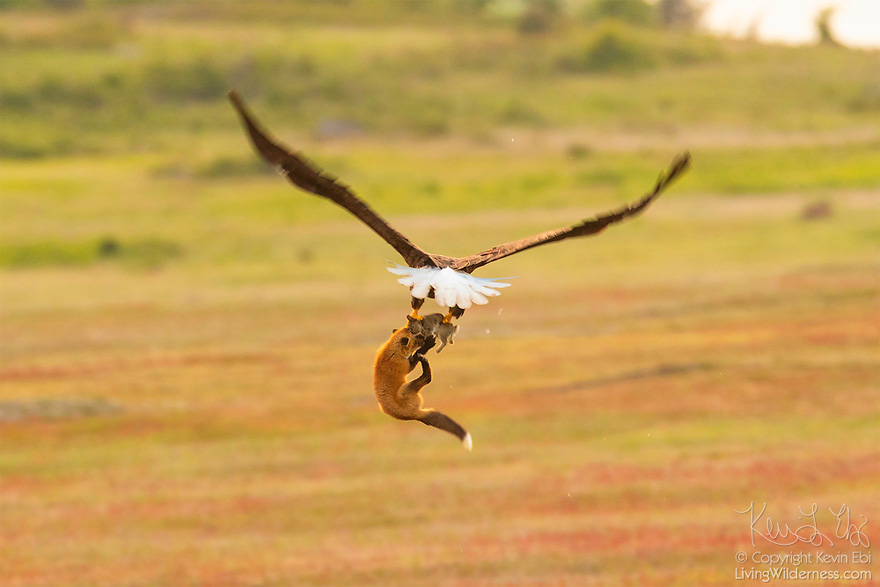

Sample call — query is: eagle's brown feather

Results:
[449,153,691,273]
[229,90,690,273]
[228,90,434,269]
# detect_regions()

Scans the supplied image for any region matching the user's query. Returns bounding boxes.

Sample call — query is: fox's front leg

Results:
[415,335,437,356]
[407,337,436,372]
[402,355,432,396]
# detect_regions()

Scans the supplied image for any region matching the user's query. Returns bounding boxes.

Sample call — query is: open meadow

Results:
[1,2,878,585]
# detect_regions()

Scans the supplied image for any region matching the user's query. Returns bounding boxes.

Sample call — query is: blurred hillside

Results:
[1,0,879,158]
[1,0,878,274]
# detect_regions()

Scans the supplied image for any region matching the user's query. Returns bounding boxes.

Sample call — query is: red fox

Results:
[373,321,472,450]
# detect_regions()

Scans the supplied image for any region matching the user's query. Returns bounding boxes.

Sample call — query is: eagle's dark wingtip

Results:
[228,90,259,132]
[678,151,693,171]
[227,89,244,111]
[225,90,434,267]
[655,151,692,193]
[673,151,692,176]
[226,90,291,170]
[227,89,253,132]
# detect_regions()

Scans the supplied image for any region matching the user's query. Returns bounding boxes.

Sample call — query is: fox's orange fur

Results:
[373,323,472,450]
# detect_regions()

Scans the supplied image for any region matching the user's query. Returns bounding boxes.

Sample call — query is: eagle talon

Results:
[409,295,425,321]
[444,306,466,322]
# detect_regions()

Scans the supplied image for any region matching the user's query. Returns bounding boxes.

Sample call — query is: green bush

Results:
[0,88,34,112]
[556,24,658,73]
[194,156,275,178]
[43,0,85,8]
[498,99,546,125]
[657,0,702,30]
[38,77,105,108]
[518,0,561,34]
[555,23,723,74]
[581,0,654,26]
[143,58,228,103]
[0,237,183,269]
[848,82,880,112]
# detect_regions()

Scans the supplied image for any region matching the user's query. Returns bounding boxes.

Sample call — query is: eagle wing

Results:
[228,91,434,269]
[449,152,691,273]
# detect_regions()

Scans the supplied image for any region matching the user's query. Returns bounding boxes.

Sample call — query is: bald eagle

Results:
[228,91,690,322]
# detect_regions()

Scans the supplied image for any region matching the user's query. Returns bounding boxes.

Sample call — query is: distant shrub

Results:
[452,0,491,13]
[0,0,38,8]
[0,134,72,159]
[663,33,724,65]
[498,99,545,125]
[151,155,278,179]
[410,98,451,136]
[228,53,314,97]
[313,76,351,101]
[581,0,654,27]
[815,7,841,47]
[518,0,561,34]
[848,82,880,112]
[194,156,275,178]
[412,113,449,136]
[0,89,35,112]
[421,180,442,198]
[144,58,227,103]
[555,23,722,74]
[657,0,703,31]
[557,24,658,73]
[0,237,183,269]
[43,0,84,9]
[118,238,183,269]
[2,77,109,120]
[101,71,126,90]
[37,77,104,108]
[575,167,625,186]
[566,143,593,159]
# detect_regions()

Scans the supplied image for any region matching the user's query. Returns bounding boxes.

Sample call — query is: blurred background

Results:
[1,1,878,585]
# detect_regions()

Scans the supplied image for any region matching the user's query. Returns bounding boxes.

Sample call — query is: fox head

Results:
[388,324,426,357]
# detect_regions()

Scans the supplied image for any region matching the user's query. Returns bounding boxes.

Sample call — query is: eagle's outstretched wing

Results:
[228,91,434,268]
[448,152,691,273]
[229,90,690,278]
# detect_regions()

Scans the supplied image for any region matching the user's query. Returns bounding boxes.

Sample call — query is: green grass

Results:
[0,142,877,275]
[1,3,879,586]
[1,5,878,157]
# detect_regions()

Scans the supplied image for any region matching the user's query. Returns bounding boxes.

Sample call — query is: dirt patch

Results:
[492,125,880,154]
[0,398,123,423]
[538,362,716,394]
[0,351,281,382]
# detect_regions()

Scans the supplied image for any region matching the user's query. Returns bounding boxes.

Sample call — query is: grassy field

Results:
[1,2,879,585]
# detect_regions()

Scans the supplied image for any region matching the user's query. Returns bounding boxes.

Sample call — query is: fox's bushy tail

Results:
[419,410,472,451]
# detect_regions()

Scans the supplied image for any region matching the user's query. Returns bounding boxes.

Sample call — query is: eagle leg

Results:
[444,306,466,323]
[410,296,425,320]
